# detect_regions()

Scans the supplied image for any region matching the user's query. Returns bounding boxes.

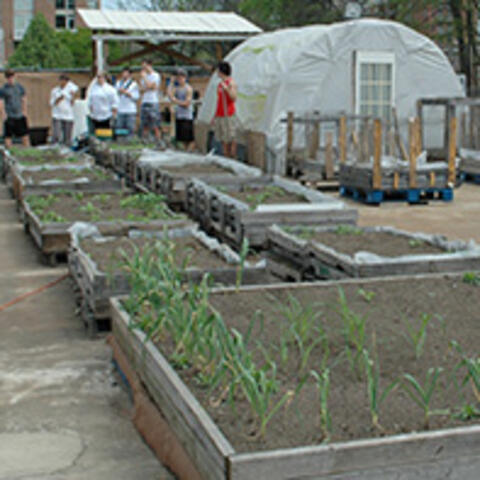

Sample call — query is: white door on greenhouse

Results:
[355,51,395,124]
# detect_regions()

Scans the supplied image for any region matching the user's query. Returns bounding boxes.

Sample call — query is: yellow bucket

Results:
[95,128,113,139]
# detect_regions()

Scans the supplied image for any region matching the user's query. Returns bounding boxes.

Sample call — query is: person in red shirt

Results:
[214,61,238,158]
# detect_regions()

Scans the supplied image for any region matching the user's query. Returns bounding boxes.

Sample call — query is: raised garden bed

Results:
[267,225,480,281]
[10,164,123,201]
[111,273,480,479]
[134,152,262,207]
[185,176,357,248]
[21,191,189,265]
[69,225,267,334]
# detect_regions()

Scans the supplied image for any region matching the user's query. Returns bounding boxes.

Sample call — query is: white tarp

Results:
[198,19,464,173]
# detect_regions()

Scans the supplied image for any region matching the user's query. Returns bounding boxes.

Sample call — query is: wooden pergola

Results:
[77,9,262,73]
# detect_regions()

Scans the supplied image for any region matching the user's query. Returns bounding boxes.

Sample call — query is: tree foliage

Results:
[8,14,73,68]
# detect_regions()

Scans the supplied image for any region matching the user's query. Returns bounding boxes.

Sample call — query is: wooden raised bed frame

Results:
[135,156,262,208]
[21,199,191,265]
[68,227,268,324]
[111,274,480,480]
[185,176,358,248]
[10,164,123,202]
[267,225,480,280]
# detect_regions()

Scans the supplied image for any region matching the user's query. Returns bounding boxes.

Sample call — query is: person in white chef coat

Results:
[50,74,79,145]
[88,71,118,132]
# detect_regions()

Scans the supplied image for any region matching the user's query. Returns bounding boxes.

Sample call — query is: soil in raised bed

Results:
[26,192,182,223]
[22,167,114,184]
[160,163,235,176]
[305,229,445,257]
[223,185,307,208]
[81,236,231,272]
[10,148,80,166]
[152,276,480,453]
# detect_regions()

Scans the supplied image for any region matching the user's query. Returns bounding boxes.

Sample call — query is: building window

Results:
[14,0,34,41]
[355,51,395,123]
[56,0,76,31]
[55,15,66,28]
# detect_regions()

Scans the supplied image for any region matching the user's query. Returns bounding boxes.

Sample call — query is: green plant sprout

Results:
[236,237,250,290]
[357,288,376,303]
[310,368,332,442]
[408,238,425,248]
[453,403,480,421]
[462,272,480,286]
[244,186,297,210]
[337,288,367,378]
[363,348,398,431]
[402,313,433,360]
[401,367,449,429]
[451,340,480,402]
[334,225,363,235]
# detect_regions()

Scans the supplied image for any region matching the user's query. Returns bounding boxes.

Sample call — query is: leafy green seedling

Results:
[403,313,433,360]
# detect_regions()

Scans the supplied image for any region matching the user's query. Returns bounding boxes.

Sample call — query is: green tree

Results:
[8,14,73,68]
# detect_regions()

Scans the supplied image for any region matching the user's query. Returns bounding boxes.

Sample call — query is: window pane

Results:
[360,64,369,82]
[56,15,66,28]
[68,0,75,7]
[56,0,66,8]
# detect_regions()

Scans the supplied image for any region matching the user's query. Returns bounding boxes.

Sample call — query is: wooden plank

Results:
[309,120,320,160]
[339,116,347,164]
[393,171,399,190]
[409,118,417,189]
[372,119,382,190]
[286,112,294,155]
[448,116,457,185]
[229,426,480,480]
[246,130,266,171]
[324,132,334,180]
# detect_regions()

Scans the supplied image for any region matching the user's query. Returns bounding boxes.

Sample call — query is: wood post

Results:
[287,112,294,156]
[324,132,334,180]
[372,119,382,189]
[393,171,399,190]
[309,120,320,159]
[409,118,418,189]
[339,116,347,164]
[448,116,457,185]
[361,118,370,163]
[461,111,467,149]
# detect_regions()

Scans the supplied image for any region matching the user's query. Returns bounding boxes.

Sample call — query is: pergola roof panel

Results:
[77,9,262,35]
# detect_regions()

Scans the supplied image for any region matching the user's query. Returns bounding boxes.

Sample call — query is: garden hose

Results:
[0,273,69,313]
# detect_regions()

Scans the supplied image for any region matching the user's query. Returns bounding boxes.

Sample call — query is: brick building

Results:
[0,0,99,66]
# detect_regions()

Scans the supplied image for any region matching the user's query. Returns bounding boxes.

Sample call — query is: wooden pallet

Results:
[340,184,454,205]
[186,176,358,249]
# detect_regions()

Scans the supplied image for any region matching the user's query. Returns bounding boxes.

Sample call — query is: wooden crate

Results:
[110,275,480,480]
[185,176,358,248]
[266,225,480,280]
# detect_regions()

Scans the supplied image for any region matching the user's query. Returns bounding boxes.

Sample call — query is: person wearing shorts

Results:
[167,69,194,151]
[214,61,238,158]
[0,69,30,148]
[140,60,162,142]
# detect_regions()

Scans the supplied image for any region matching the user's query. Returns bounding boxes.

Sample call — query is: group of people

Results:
[87,59,195,150]
[0,60,239,157]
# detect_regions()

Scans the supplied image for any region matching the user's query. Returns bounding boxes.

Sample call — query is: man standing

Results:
[115,67,139,137]
[0,69,30,148]
[50,74,78,145]
[214,61,238,159]
[140,60,162,142]
[167,69,194,151]
[88,72,118,132]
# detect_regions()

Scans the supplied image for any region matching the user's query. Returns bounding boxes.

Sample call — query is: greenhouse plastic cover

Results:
[198,19,464,173]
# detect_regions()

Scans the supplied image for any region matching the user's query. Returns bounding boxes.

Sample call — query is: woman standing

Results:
[168,68,194,151]
[88,72,118,132]
[214,61,238,159]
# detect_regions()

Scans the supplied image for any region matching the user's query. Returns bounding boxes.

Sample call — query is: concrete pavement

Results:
[0,183,174,480]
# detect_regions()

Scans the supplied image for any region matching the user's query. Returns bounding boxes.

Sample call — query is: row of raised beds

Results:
[3,142,479,479]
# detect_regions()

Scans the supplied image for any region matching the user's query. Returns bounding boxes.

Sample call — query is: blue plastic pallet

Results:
[461,172,480,184]
[340,185,454,205]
